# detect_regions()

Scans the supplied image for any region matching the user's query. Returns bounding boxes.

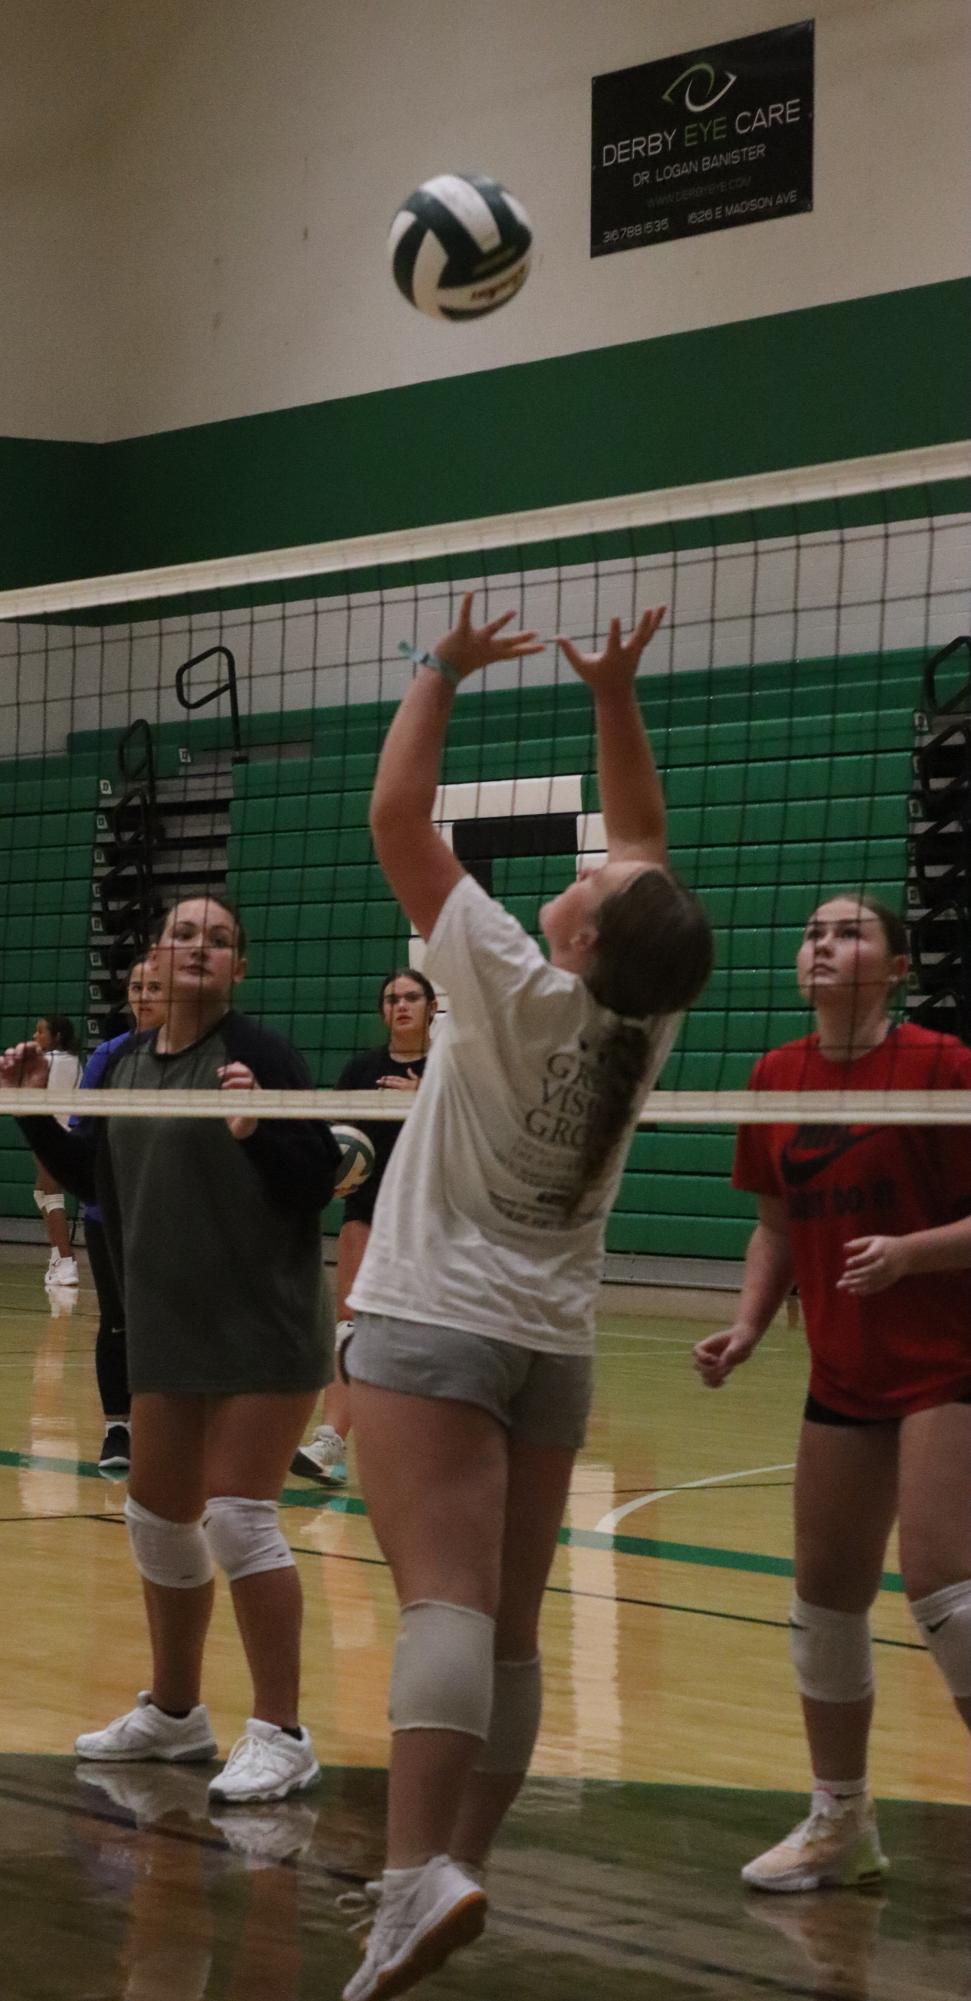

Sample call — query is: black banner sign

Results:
[591,21,814,256]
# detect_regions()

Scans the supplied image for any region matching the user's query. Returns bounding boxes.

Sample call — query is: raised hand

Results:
[557,606,666,692]
[434,591,544,681]
[0,1040,49,1090]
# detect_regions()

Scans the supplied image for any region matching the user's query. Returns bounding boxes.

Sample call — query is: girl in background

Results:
[291,967,436,1485]
[695,895,971,1892]
[77,960,166,1477]
[33,1012,82,1288]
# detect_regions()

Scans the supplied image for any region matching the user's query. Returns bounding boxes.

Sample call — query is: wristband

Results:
[397,640,462,689]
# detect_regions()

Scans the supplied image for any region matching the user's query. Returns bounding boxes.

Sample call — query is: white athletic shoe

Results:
[208,1719,320,1805]
[290,1424,347,1486]
[342,1855,487,2001]
[75,1691,217,1764]
[742,1798,889,1893]
[45,1254,78,1288]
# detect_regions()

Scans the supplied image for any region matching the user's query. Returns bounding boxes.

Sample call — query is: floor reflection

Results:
[0,1760,964,2000]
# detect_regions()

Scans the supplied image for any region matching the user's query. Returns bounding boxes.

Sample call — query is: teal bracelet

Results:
[397,640,462,689]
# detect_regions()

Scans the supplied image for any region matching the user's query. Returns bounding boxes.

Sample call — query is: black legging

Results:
[83,1217,130,1421]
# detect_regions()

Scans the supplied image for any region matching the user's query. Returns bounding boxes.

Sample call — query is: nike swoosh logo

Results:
[780,1128,878,1188]
[925,1615,951,1634]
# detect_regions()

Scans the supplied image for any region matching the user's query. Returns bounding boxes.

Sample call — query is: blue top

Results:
[74,1033,130,1222]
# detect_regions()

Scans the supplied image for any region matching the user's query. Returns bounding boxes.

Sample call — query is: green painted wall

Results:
[0,280,968,595]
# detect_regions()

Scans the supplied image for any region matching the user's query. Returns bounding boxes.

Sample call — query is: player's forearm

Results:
[735,1221,795,1337]
[370,666,453,832]
[900,1214,971,1274]
[593,685,667,858]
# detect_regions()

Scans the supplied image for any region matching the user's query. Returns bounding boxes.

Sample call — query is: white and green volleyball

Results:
[331,1123,376,1197]
[388,173,532,321]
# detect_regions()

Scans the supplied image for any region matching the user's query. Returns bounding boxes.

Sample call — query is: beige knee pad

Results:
[789,1596,874,1703]
[389,1599,495,1739]
[475,1655,542,1774]
[911,1580,971,1699]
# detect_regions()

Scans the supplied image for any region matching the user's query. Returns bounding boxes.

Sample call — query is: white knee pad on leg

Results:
[202,1496,295,1582]
[389,1599,495,1739]
[34,1189,64,1214]
[789,1596,874,1703]
[911,1580,971,1699]
[475,1655,542,1774]
[125,1496,214,1590]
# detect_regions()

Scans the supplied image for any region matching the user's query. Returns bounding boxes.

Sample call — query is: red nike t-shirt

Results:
[733,1023,971,1418]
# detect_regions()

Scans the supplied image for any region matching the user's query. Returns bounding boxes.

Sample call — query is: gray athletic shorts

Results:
[345,1311,593,1452]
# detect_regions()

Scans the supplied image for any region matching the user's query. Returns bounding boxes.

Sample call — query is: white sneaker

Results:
[290,1424,347,1485]
[45,1254,78,1288]
[742,1797,889,1893]
[210,1800,318,1866]
[208,1719,319,1804]
[342,1855,487,2001]
[75,1691,217,1764]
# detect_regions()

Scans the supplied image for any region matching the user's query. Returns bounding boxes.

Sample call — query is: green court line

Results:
[0,1445,907,1596]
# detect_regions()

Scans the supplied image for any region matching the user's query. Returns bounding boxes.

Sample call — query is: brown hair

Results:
[567,868,714,1215]
[153,891,247,956]
[856,895,908,959]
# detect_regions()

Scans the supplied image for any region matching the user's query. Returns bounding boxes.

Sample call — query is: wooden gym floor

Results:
[0,1243,967,1999]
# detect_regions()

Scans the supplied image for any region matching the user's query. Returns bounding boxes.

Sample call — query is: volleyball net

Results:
[1,442,970,1252]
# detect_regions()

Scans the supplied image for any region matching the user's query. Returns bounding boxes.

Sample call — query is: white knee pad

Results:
[202,1496,295,1583]
[125,1496,214,1590]
[789,1596,874,1703]
[475,1655,542,1774]
[911,1580,971,1700]
[34,1189,64,1214]
[389,1599,495,1740]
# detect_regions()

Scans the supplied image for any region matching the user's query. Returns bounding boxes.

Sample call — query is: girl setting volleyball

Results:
[1,894,341,1806]
[694,895,971,1892]
[338,594,713,2000]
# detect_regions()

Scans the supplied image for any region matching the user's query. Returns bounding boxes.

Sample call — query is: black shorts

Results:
[804,1387,971,1428]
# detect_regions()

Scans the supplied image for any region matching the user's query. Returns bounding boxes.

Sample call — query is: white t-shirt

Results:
[46,1048,83,1131]
[349,874,680,1355]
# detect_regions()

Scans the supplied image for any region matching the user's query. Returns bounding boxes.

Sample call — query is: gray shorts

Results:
[345,1311,593,1452]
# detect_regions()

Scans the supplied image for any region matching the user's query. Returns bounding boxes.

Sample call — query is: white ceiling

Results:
[0,0,197,177]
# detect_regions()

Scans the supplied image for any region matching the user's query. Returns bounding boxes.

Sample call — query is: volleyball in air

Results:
[388,173,532,321]
[331,1124,376,1197]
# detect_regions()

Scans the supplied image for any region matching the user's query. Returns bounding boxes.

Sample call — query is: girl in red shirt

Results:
[694,895,971,1892]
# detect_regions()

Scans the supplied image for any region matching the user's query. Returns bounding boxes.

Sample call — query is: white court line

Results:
[594,1462,795,1535]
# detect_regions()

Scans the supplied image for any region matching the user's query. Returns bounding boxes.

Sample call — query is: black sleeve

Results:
[337,1048,384,1089]
[224,1015,342,1212]
[15,1117,100,1205]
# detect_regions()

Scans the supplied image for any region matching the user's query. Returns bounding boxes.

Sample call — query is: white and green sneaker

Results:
[742,1798,889,1893]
